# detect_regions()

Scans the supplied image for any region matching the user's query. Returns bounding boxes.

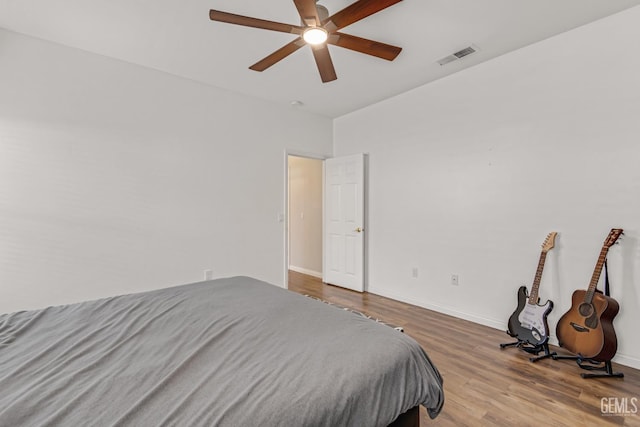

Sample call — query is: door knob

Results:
[355,227,363,233]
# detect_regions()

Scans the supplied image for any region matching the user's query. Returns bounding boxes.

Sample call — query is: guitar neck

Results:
[585,246,610,303]
[528,251,548,304]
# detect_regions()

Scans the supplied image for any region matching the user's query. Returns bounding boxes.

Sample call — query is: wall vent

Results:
[437,45,479,66]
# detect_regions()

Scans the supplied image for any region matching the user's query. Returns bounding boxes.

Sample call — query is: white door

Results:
[323,154,365,292]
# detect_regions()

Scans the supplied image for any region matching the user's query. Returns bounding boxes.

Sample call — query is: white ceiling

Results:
[1,0,639,117]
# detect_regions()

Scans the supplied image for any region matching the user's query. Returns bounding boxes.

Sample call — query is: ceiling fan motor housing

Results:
[308,4,329,24]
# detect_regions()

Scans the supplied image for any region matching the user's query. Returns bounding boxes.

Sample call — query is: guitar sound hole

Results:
[578,303,594,317]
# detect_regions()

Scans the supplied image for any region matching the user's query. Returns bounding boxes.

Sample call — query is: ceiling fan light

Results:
[303,28,328,45]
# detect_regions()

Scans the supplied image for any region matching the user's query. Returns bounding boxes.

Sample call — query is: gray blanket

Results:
[0,276,444,426]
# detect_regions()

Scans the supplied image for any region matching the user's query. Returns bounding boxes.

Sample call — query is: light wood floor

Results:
[288,271,640,427]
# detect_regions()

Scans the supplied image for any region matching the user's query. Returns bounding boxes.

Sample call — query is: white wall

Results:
[288,156,323,277]
[334,7,640,368]
[0,29,332,314]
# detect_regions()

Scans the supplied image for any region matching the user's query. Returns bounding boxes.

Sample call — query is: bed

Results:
[0,276,444,426]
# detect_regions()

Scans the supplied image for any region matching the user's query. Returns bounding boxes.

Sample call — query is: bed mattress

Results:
[0,276,444,426]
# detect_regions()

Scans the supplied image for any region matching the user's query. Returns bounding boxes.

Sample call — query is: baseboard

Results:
[369,286,640,370]
[288,266,322,279]
[367,286,505,331]
[611,353,640,370]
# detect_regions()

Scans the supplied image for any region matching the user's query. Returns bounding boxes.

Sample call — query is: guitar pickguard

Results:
[518,302,551,338]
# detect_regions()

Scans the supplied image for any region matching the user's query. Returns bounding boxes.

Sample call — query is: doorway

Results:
[286,155,324,285]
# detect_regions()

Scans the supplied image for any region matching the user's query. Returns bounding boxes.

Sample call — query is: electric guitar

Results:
[556,228,622,361]
[507,232,557,346]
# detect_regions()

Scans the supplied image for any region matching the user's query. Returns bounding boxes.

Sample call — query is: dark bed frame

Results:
[388,406,419,427]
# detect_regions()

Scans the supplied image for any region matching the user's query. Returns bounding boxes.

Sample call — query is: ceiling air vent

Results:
[437,45,479,66]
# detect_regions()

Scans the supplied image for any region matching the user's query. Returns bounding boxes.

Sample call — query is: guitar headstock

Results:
[541,232,557,253]
[603,228,624,248]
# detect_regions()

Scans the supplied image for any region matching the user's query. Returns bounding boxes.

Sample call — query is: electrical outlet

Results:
[204,269,214,281]
[412,267,419,278]
[451,274,459,286]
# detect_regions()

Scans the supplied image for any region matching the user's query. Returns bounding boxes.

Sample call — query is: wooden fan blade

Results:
[249,39,305,72]
[294,0,320,26]
[323,0,403,31]
[311,44,337,83]
[329,32,401,61]
[210,10,304,35]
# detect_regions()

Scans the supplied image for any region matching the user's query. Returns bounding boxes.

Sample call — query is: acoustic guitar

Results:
[507,232,557,346]
[556,228,622,362]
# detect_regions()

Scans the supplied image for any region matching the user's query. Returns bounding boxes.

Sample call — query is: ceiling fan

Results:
[209,0,403,83]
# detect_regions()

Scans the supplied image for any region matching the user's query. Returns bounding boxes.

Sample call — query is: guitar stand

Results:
[499,338,556,362]
[529,342,556,363]
[552,355,624,379]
